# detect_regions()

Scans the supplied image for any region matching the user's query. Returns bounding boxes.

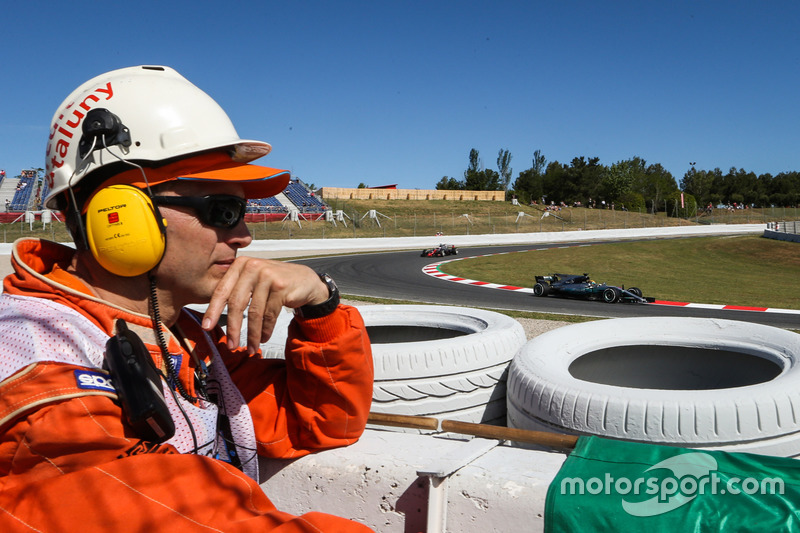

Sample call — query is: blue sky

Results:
[2,1,799,190]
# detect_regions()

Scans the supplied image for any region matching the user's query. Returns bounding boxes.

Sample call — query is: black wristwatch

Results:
[296,273,340,319]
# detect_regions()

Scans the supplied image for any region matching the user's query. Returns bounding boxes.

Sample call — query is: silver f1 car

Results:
[533,273,653,303]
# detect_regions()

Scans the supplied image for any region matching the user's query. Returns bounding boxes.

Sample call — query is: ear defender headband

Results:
[85,185,167,277]
[73,108,167,277]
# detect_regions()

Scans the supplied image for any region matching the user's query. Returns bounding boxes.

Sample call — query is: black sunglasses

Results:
[152,195,247,229]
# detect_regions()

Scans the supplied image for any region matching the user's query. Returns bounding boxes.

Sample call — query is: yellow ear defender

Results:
[85,185,167,277]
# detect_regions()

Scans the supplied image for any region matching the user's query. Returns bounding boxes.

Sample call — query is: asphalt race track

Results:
[291,242,800,330]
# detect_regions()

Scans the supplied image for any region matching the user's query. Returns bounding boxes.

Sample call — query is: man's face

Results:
[152,181,252,308]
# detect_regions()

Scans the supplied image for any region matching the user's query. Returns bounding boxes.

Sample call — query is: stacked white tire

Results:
[507,317,800,457]
[258,304,527,426]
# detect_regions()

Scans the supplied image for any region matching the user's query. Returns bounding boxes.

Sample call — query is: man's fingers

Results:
[201,257,330,353]
[202,260,246,330]
[243,279,271,353]
[246,305,281,355]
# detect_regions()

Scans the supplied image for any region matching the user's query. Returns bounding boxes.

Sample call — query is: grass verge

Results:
[340,294,599,324]
[440,235,800,310]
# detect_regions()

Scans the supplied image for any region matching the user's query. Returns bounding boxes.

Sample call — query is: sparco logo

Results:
[74,370,115,393]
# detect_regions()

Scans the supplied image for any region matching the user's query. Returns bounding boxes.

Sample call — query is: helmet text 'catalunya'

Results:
[46,82,114,188]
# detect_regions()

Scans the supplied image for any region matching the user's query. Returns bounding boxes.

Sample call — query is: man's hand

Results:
[201,257,330,354]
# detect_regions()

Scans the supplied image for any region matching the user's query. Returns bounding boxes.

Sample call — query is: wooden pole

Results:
[441,419,578,451]
[367,412,578,451]
[368,412,439,430]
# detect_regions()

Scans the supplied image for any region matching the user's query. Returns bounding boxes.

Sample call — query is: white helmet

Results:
[45,65,286,209]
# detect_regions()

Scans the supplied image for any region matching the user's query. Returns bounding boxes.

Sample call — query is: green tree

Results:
[544,156,603,205]
[666,191,697,217]
[434,149,800,208]
[497,149,513,194]
[463,149,483,190]
[540,161,568,205]
[464,167,501,190]
[435,176,462,190]
[617,191,645,212]
[463,149,502,190]
[512,150,547,204]
[768,172,800,206]
[727,168,759,206]
[635,161,678,213]
[602,160,637,201]
[680,167,716,207]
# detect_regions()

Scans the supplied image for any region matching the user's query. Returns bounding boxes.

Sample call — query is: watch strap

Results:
[296,273,340,319]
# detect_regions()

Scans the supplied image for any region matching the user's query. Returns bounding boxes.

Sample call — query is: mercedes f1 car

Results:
[532,273,653,303]
[421,244,458,257]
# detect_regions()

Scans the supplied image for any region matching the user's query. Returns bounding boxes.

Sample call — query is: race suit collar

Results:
[5,238,157,336]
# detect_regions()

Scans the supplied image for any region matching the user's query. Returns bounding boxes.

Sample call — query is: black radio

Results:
[104,319,175,443]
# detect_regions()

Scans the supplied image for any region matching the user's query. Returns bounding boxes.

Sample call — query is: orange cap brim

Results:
[101,152,291,199]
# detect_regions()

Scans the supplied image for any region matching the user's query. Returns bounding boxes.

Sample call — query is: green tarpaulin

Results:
[546,436,800,532]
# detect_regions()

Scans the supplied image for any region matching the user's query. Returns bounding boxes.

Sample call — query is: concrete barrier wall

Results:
[241,223,766,254]
[764,229,800,243]
[259,429,567,533]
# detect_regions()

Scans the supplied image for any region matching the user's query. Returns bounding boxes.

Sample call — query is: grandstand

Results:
[282,180,326,212]
[0,169,50,221]
[247,195,286,213]
[244,178,329,221]
[0,171,328,223]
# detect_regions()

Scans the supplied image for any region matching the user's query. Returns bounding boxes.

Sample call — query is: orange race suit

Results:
[0,238,375,532]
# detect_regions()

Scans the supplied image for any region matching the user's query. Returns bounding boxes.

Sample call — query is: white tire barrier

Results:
[507,317,800,457]
[259,305,526,426]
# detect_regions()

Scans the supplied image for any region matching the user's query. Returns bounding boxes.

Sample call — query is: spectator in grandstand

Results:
[0,65,374,532]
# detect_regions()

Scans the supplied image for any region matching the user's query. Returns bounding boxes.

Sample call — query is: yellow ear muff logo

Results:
[85,185,167,277]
